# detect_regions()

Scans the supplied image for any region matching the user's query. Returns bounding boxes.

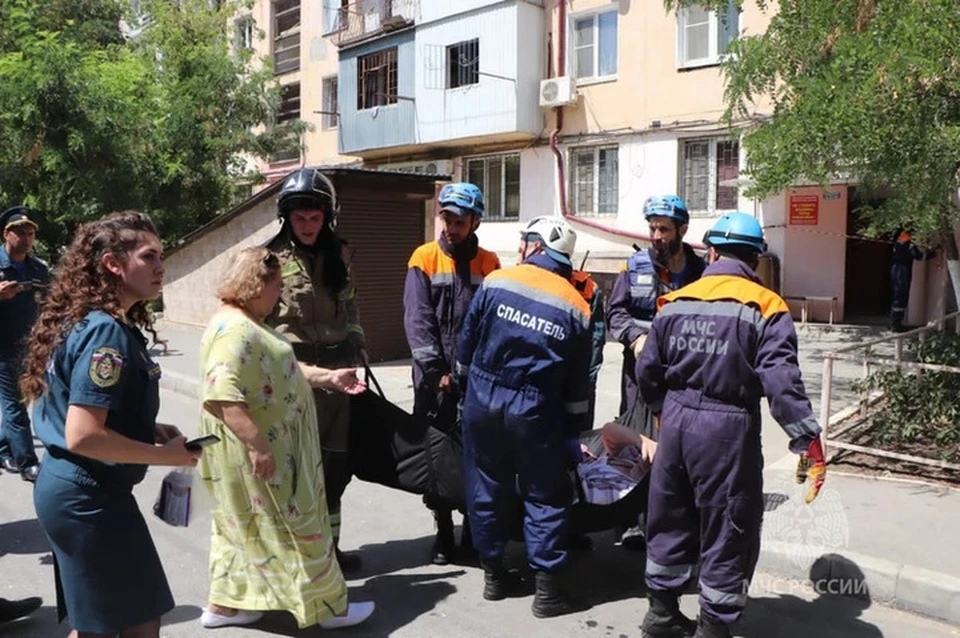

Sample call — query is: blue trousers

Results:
[645,391,764,625]
[462,369,573,572]
[0,351,39,468]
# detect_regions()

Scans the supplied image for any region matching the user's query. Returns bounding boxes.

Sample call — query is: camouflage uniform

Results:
[265,230,364,549]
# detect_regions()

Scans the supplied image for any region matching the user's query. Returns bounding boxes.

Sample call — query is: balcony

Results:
[333,0,417,49]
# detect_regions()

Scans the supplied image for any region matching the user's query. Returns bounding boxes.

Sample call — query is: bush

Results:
[852,331,960,462]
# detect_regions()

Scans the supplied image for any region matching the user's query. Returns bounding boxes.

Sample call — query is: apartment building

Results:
[247,0,948,325]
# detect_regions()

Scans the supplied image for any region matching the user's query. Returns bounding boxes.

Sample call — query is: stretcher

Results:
[348,370,650,536]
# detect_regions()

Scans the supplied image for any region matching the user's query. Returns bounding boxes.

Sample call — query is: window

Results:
[570,146,618,216]
[677,1,739,69]
[323,0,350,35]
[679,138,740,215]
[447,39,479,89]
[357,47,398,110]
[572,9,618,82]
[272,83,301,163]
[273,0,300,74]
[466,154,520,220]
[234,16,254,51]
[321,76,338,130]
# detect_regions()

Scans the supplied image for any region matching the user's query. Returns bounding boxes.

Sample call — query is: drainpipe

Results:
[548,1,676,250]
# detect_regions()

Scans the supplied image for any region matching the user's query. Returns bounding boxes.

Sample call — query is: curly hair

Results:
[20,211,162,402]
[217,247,281,309]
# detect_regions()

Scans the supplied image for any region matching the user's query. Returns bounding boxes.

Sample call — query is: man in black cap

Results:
[0,206,50,482]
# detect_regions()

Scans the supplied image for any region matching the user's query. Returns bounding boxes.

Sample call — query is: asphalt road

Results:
[1,388,957,638]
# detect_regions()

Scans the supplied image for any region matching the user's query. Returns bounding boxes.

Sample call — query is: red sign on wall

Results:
[789,195,819,225]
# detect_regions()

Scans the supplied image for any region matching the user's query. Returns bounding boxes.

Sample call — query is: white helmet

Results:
[520,216,577,265]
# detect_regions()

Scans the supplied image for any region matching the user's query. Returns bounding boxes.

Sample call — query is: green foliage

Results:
[0,0,308,251]
[853,331,960,462]
[663,0,960,245]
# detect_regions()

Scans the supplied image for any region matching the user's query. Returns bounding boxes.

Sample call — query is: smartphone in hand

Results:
[185,434,221,451]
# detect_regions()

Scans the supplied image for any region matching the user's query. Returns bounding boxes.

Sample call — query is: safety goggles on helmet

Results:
[643,195,689,225]
[438,182,485,217]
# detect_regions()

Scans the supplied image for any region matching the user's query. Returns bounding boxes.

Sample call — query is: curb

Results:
[159,370,200,400]
[757,542,960,626]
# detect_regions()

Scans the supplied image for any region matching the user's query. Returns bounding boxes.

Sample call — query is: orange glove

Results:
[795,437,826,504]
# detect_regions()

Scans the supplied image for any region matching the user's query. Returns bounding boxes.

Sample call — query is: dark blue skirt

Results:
[34,465,175,633]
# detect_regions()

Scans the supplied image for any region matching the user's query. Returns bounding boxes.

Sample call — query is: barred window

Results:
[357,47,398,110]
[679,138,739,215]
[447,39,479,89]
[570,146,618,216]
[321,76,338,130]
[465,154,520,221]
[271,83,301,163]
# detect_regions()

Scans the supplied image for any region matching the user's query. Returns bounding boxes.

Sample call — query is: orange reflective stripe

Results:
[408,241,455,277]
[471,248,501,277]
[487,265,591,316]
[658,274,789,318]
[571,270,597,302]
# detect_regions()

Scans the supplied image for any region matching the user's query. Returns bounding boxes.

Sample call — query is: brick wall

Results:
[160,199,279,326]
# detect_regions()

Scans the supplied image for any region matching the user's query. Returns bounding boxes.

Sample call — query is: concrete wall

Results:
[161,200,281,326]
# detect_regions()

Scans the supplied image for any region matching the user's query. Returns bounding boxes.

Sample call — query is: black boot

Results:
[531,570,589,618]
[431,509,456,566]
[641,590,697,637]
[693,615,732,638]
[482,560,533,601]
[0,596,42,624]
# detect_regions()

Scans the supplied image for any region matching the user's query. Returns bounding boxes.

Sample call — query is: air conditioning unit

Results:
[539,76,578,107]
[422,160,454,176]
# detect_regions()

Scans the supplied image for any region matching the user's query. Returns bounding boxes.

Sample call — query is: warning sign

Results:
[789,195,819,226]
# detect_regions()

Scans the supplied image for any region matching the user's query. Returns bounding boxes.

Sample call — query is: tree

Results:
[0,0,307,252]
[664,0,960,306]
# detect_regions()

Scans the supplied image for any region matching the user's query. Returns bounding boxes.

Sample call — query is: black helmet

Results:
[277,168,340,228]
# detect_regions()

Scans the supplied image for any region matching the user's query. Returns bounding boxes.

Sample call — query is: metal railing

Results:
[820,311,960,472]
[334,0,417,48]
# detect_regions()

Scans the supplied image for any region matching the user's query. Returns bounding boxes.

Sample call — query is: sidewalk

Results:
[151,318,960,626]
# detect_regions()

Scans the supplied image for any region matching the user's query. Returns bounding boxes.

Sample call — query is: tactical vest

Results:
[626,249,660,320]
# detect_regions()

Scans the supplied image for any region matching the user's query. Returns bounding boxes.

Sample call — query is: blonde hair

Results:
[217,247,281,309]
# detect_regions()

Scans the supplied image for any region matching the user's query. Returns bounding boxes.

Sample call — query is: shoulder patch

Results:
[89,347,125,388]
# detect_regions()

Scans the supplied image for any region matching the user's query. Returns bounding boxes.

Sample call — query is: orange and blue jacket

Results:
[456,253,593,435]
[403,234,500,391]
[571,270,606,384]
[635,258,821,452]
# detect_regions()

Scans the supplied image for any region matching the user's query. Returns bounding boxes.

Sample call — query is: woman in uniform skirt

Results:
[19,211,201,637]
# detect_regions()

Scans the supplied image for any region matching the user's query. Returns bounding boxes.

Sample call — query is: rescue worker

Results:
[517,221,605,431]
[0,206,50,482]
[457,217,592,618]
[264,168,366,573]
[636,212,827,638]
[889,231,935,332]
[403,181,501,565]
[606,195,705,548]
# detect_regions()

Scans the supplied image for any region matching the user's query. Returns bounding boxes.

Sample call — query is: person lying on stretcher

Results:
[573,423,659,506]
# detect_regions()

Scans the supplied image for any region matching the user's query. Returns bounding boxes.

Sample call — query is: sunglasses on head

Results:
[263,252,280,268]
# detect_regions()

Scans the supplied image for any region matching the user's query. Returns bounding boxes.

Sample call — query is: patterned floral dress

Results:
[196,310,348,628]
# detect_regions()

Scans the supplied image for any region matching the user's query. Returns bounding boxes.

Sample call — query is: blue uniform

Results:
[0,244,50,468]
[404,233,500,430]
[890,238,934,329]
[32,310,173,633]
[456,254,592,572]
[636,259,821,625]
[606,244,704,416]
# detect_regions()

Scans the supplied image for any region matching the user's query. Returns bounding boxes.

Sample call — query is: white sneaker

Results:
[200,608,263,629]
[319,601,375,630]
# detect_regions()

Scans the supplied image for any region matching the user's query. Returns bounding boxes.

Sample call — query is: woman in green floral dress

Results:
[196,247,375,630]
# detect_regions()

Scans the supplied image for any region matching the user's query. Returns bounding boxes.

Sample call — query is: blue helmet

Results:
[703,212,767,253]
[643,195,689,225]
[438,182,484,217]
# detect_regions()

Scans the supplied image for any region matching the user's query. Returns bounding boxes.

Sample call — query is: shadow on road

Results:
[236,571,461,637]
[739,554,882,637]
[0,518,50,556]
